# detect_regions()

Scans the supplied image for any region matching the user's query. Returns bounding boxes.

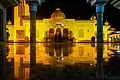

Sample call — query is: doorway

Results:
[55,28,62,42]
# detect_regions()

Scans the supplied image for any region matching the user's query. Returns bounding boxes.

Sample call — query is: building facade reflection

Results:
[6,43,110,79]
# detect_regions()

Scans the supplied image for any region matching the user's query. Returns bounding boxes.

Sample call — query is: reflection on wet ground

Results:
[1,43,120,80]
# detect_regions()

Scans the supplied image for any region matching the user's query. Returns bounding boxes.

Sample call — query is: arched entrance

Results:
[63,28,69,41]
[55,28,62,42]
[45,27,75,43]
[49,28,54,38]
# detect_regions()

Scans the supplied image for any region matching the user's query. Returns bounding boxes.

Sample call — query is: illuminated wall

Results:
[6,2,111,42]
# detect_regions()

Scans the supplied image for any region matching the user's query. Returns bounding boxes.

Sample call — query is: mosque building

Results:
[5,2,114,79]
[6,2,113,42]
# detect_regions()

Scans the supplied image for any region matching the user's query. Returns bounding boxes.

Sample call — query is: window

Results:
[79,29,84,38]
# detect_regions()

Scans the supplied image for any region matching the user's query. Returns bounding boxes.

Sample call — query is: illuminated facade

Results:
[6,2,111,42]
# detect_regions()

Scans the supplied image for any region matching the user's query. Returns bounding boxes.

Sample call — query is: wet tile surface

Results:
[1,43,120,80]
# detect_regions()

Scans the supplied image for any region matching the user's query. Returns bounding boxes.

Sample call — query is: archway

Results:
[49,28,54,38]
[63,28,69,41]
[55,28,62,42]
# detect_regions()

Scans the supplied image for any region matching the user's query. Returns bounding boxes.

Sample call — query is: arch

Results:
[54,28,62,42]
[49,28,54,39]
[49,28,54,33]
[56,28,61,32]
[63,28,68,33]
[55,23,64,29]
[63,28,69,37]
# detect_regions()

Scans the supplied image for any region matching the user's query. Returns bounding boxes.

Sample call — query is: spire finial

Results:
[8,20,12,25]
[56,8,60,11]
[104,20,109,25]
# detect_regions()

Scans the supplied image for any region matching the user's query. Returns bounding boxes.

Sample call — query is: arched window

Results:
[79,29,84,38]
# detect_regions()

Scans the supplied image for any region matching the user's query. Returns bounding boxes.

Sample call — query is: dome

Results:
[51,8,66,20]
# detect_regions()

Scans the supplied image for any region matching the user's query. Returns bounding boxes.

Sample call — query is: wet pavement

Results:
[1,43,120,80]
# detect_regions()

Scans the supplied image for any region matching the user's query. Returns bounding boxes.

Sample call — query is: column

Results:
[26,0,40,79]
[96,3,104,80]
[0,5,7,80]
[27,0,39,65]
[96,4,104,43]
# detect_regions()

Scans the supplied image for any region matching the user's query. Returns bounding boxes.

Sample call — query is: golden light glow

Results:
[7,43,111,79]
[6,2,111,42]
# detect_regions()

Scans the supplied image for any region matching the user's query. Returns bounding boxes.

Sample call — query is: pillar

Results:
[96,3,105,80]
[0,4,7,80]
[96,4,104,43]
[26,0,40,79]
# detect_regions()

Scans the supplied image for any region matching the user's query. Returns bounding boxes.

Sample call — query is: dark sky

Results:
[7,0,120,30]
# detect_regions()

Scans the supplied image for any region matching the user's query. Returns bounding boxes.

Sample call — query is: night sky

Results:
[7,0,120,30]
